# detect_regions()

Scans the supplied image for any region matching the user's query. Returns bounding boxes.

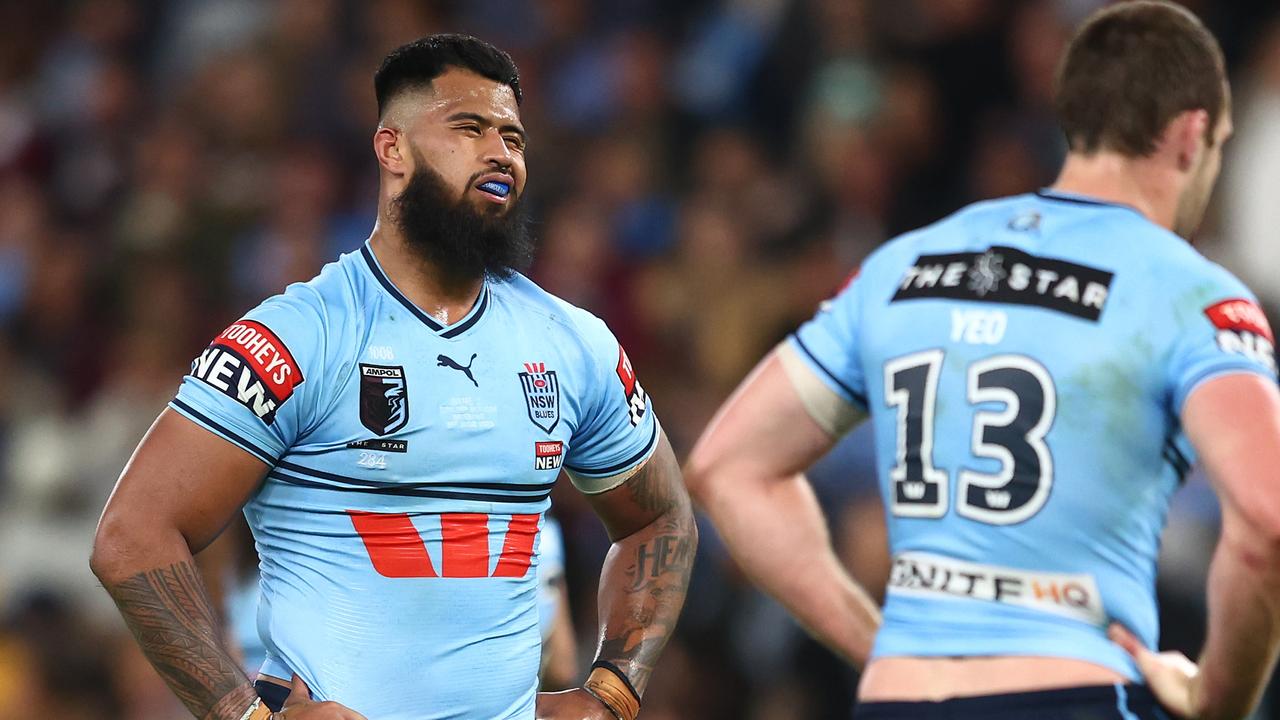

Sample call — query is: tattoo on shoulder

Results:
[106,561,255,720]
[625,446,684,515]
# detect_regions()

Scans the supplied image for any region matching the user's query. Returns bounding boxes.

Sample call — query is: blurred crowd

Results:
[2,0,1280,718]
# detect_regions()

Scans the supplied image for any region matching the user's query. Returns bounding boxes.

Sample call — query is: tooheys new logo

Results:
[1205,298,1277,375]
[616,345,648,427]
[190,320,303,424]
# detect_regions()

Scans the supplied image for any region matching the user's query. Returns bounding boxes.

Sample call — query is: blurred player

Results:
[686,2,1280,718]
[535,515,580,690]
[91,34,695,720]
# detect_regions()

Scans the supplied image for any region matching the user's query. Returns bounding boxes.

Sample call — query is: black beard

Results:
[390,161,533,282]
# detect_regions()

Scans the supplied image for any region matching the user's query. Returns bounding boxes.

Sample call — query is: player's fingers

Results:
[284,674,311,707]
[1107,622,1151,661]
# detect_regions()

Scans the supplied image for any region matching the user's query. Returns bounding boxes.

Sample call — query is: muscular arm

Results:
[1183,374,1280,720]
[583,430,697,697]
[684,347,881,666]
[90,409,269,720]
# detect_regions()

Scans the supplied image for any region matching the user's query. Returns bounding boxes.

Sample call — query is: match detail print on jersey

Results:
[190,320,304,424]
[892,246,1114,321]
[348,511,540,579]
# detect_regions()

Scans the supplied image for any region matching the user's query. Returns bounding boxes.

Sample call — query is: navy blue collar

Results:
[1035,189,1141,215]
[360,242,490,339]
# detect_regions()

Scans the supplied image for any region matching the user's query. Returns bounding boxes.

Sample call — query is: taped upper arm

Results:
[778,342,867,437]
[687,348,850,493]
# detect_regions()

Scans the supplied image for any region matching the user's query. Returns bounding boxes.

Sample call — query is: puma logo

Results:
[437,353,478,387]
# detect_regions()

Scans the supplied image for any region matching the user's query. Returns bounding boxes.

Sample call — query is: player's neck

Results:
[1050,152,1179,232]
[367,227,485,326]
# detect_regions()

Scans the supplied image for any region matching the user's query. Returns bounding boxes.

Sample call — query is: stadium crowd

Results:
[1,0,1279,717]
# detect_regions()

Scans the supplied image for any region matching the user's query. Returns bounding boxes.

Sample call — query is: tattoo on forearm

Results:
[106,561,255,720]
[598,446,697,695]
[629,531,694,591]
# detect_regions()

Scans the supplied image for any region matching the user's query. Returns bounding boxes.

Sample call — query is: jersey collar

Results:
[1034,188,1142,216]
[360,241,491,339]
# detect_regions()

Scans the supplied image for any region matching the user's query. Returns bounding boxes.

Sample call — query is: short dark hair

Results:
[1055,1,1226,156]
[374,34,522,118]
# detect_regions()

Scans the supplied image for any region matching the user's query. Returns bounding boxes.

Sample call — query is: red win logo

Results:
[348,511,540,579]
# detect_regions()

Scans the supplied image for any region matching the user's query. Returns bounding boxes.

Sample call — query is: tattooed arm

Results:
[536,430,697,720]
[91,410,364,720]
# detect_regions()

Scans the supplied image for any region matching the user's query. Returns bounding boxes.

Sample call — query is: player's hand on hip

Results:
[535,688,619,720]
[272,674,368,720]
[1109,623,1200,718]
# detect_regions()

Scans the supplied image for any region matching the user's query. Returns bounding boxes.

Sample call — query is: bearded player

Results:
[91,35,696,720]
[687,3,1280,718]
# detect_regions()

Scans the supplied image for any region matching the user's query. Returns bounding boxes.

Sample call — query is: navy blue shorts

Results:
[255,679,291,713]
[855,684,1170,719]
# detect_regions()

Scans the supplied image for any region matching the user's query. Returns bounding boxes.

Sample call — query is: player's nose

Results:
[478,128,515,168]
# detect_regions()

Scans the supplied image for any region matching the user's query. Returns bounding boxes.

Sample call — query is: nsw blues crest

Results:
[359,364,409,436]
[519,362,560,434]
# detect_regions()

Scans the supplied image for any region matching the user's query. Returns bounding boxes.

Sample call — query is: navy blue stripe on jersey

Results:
[170,399,278,465]
[564,420,658,477]
[1035,189,1140,215]
[361,243,490,336]
[1162,442,1191,483]
[267,470,553,503]
[791,334,869,407]
[274,459,556,493]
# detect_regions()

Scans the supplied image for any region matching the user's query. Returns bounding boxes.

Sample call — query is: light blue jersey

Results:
[790,190,1277,678]
[170,241,658,719]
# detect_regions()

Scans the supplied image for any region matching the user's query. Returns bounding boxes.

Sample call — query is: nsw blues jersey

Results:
[170,241,657,719]
[789,190,1277,678]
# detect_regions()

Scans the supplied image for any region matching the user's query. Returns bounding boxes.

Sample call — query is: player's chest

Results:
[307,331,582,480]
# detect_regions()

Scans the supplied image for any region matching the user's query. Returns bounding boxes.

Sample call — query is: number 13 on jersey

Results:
[885,350,1056,526]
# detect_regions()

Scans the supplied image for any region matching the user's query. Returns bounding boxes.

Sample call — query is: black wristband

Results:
[590,659,641,705]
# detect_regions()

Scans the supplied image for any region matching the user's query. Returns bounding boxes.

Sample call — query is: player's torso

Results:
[249,259,594,719]
[857,193,1191,674]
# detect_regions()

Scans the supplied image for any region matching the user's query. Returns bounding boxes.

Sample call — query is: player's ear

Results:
[1167,109,1210,173]
[373,126,408,176]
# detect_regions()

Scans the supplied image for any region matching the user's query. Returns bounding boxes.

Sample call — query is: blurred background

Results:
[2,0,1280,717]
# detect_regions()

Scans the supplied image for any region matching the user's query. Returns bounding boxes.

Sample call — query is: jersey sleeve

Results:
[786,269,870,411]
[1167,264,1277,414]
[169,291,327,465]
[562,315,660,494]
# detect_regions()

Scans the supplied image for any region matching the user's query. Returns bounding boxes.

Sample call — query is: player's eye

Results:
[503,134,525,152]
[456,123,482,136]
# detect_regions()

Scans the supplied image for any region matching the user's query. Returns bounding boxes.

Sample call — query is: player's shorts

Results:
[854,684,1169,719]
[255,679,290,713]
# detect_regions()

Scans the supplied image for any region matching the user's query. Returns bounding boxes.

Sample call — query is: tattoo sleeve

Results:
[593,440,698,695]
[105,560,258,720]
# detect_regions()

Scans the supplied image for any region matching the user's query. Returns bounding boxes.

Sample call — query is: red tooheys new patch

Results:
[615,345,649,427]
[189,320,304,423]
[534,441,564,471]
[1204,298,1277,375]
